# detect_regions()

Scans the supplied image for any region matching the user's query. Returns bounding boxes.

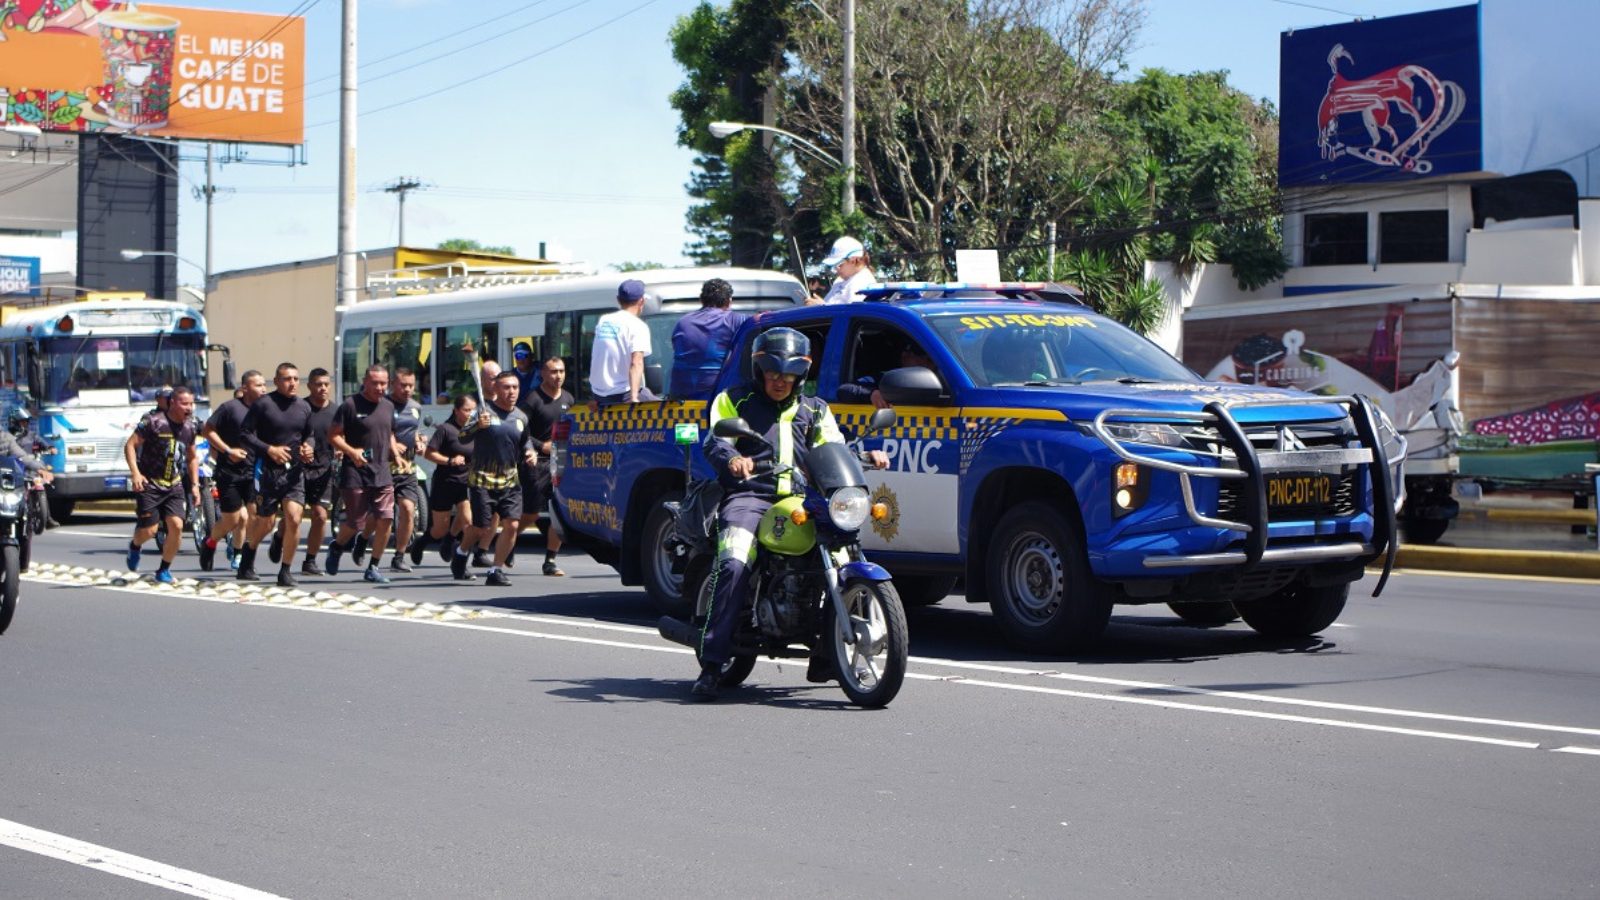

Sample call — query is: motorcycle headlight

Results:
[0,490,22,517]
[827,486,871,531]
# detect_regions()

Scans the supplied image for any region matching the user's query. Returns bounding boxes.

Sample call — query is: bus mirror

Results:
[644,363,665,397]
[222,358,237,391]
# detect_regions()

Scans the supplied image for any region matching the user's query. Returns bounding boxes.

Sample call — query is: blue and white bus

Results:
[0,298,233,520]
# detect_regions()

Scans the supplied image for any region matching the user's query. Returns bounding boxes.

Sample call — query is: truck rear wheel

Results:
[985,501,1110,652]
[1235,582,1348,638]
[641,491,689,616]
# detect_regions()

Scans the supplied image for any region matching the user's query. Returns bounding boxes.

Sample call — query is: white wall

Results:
[1460,228,1582,284]
[0,232,76,278]
[1580,200,1600,286]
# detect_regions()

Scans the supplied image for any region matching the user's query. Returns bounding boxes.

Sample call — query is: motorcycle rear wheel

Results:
[0,544,18,635]
[827,578,908,708]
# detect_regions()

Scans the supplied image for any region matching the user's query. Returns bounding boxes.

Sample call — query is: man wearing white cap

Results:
[810,236,877,305]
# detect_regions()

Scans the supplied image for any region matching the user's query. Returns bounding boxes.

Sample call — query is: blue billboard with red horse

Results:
[1280,5,1481,187]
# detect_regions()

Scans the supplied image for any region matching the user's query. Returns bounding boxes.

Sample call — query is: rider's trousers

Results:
[698,493,770,666]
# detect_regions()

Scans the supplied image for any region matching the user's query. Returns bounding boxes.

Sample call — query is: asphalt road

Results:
[4,516,1598,899]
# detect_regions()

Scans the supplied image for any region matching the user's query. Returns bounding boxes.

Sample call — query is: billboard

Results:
[0,2,304,145]
[1279,5,1481,187]
[0,255,41,296]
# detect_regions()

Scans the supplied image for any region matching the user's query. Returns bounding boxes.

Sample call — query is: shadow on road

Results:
[532,676,866,710]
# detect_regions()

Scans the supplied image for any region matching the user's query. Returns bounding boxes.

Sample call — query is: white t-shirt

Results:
[589,309,653,397]
[821,266,878,304]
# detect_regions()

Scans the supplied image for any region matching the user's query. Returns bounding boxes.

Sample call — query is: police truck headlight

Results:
[828,486,871,531]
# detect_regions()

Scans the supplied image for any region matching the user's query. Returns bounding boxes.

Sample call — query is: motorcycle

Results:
[657,408,909,708]
[0,458,31,635]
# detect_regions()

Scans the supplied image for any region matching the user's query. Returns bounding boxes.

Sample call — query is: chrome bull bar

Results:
[1087,395,1407,594]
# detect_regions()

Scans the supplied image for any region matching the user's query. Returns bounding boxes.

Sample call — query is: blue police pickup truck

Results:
[551,283,1406,651]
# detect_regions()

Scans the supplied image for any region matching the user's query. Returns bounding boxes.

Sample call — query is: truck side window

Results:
[839,323,945,404]
[733,321,829,396]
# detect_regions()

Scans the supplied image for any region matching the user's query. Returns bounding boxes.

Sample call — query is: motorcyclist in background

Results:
[3,410,53,484]
[693,326,888,700]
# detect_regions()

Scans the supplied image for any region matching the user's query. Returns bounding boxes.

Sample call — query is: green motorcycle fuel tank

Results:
[757,496,817,555]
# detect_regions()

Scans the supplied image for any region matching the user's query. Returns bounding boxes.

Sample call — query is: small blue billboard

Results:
[1280,5,1482,187]
[0,255,40,297]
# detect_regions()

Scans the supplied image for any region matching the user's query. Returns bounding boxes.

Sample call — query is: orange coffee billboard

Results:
[0,1,304,145]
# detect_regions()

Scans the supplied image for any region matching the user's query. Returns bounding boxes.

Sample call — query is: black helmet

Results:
[751,327,811,382]
[7,408,30,437]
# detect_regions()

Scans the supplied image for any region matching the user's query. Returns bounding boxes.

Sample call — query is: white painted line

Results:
[0,816,287,899]
[908,654,1600,739]
[53,529,129,539]
[1551,746,1600,756]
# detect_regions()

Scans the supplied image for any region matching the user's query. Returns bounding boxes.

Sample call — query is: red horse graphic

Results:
[1316,43,1465,175]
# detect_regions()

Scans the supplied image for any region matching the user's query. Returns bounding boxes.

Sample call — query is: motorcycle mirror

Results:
[866,407,897,434]
[712,417,761,441]
[222,358,237,391]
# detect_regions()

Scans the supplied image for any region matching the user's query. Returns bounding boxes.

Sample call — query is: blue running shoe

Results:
[362,564,390,585]
[155,569,175,585]
[126,543,141,572]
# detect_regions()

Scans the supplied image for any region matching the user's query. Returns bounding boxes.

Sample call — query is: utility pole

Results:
[335,0,357,308]
[382,177,428,247]
[1047,221,1057,281]
[191,144,234,292]
[841,0,856,217]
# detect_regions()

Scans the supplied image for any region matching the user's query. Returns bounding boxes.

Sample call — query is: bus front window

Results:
[126,334,206,401]
[42,334,205,406]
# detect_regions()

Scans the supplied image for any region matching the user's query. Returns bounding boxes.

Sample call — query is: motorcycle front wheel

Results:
[826,578,908,708]
[0,544,18,635]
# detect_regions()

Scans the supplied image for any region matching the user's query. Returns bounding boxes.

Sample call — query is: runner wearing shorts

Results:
[198,371,266,571]
[410,394,475,567]
[517,356,573,576]
[239,363,314,587]
[297,368,338,575]
[385,368,427,573]
[325,364,403,584]
[452,371,533,586]
[123,386,200,583]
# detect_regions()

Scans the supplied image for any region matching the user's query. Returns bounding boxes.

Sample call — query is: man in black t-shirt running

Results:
[325,364,405,584]
[239,362,315,586]
[452,371,533,586]
[408,393,476,567]
[517,356,573,577]
[293,368,337,576]
[123,386,200,584]
[199,371,266,571]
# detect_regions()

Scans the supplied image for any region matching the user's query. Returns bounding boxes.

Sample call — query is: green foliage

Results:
[437,238,517,256]
[1103,277,1169,335]
[613,261,668,273]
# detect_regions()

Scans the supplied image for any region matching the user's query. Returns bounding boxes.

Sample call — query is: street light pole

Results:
[335,0,357,308]
[708,122,842,170]
[841,0,856,217]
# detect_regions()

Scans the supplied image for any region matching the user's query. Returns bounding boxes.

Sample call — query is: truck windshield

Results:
[42,334,206,406]
[925,311,1196,387]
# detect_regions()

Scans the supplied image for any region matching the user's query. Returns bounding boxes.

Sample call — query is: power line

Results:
[1266,0,1369,19]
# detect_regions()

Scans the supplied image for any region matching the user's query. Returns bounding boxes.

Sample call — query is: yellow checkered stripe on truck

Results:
[568,399,709,433]
[831,404,961,441]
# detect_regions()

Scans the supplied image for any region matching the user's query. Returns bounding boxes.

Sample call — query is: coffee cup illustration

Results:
[97,10,180,130]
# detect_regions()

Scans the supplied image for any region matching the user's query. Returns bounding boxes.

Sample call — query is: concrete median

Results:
[1392,544,1600,580]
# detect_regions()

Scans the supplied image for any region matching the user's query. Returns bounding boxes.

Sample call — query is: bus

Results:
[0,298,234,520]
[335,266,810,416]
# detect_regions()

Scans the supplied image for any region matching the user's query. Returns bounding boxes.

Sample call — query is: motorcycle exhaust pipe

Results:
[657,616,699,648]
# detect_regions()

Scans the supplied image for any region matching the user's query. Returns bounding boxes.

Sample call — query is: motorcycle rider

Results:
[693,326,887,700]
[1,410,53,483]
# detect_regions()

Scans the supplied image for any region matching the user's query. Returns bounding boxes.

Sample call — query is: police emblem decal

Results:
[869,483,900,542]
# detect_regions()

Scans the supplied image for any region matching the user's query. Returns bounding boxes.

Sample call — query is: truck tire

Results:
[894,573,958,607]
[1167,601,1239,626]
[1235,582,1348,638]
[985,501,1110,652]
[1399,516,1449,545]
[641,491,689,616]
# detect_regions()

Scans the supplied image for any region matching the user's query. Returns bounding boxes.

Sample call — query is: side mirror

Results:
[644,363,665,397]
[422,415,435,427]
[866,407,897,434]
[712,417,760,442]
[877,366,945,406]
[222,358,237,391]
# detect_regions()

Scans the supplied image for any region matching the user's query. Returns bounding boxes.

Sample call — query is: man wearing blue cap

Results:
[589,279,657,405]
[510,341,540,397]
[810,236,877,305]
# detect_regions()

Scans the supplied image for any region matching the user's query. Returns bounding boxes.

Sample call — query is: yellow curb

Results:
[1394,545,1600,580]
[1483,508,1596,527]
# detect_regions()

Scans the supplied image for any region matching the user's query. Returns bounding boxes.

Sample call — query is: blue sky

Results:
[174,0,1467,281]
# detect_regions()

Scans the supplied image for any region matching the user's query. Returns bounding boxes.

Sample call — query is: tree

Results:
[437,238,517,256]
[669,0,796,267]
[784,0,1144,277]
[613,261,668,273]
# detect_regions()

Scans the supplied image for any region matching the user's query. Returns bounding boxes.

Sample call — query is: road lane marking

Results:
[1552,746,1600,756]
[0,817,286,899]
[24,571,1600,757]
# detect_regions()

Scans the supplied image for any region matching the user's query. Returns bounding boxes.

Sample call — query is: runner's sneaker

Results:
[439,535,456,563]
[198,537,216,571]
[408,535,429,565]
[471,549,492,568]
[351,534,369,566]
[450,551,474,581]
[301,558,324,576]
[277,567,298,588]
[485,570,512,587]
[542,560,565,577]
[325,540,346,576]
[389,557,413,574]
[126,542,142,572]
[362,564,390,585]
[155,568,174,585]
[268,530,283,564]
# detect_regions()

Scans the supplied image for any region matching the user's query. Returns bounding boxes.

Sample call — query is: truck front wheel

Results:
[1235,582,1348,638]
[985,501,1110,652]
[641,491,689,616]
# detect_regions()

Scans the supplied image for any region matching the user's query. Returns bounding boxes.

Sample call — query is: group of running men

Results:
[122,354,575,589]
